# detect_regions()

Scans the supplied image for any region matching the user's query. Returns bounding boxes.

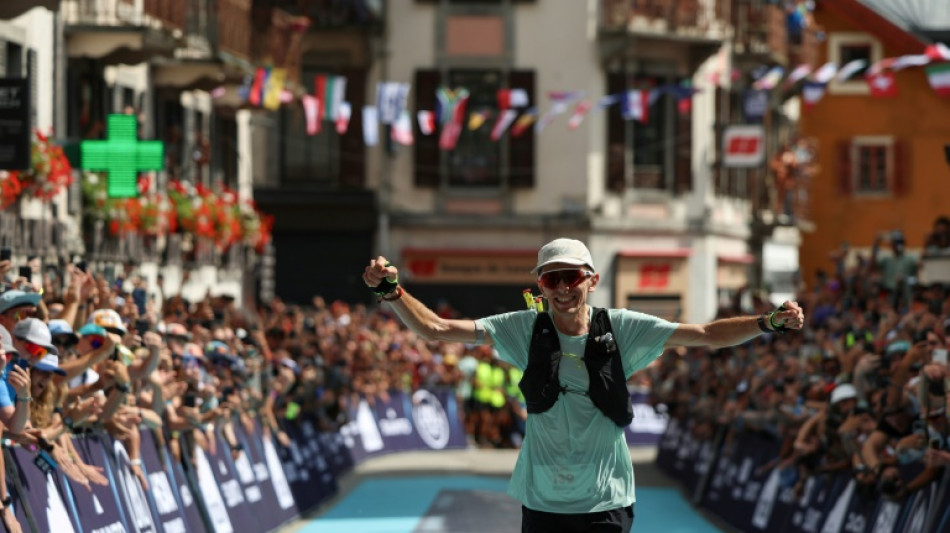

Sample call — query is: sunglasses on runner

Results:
[538,269,594,290]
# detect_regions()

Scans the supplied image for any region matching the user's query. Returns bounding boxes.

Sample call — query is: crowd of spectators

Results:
[648,226,950,504]
[0,258,532,533]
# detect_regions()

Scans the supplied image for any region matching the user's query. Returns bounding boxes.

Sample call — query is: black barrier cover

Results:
[233,418,299,530]
[139,429,201,533]
[69,435,130,533]
[8,446,81,532]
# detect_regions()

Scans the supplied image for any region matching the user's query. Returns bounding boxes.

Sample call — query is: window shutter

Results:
[674,96,693,193]
[836,140,852,196]
[892,140,908,196]
[507,69,535,188]
[339,67,366,188]
[414,69,440,188]
[606,72,626,192]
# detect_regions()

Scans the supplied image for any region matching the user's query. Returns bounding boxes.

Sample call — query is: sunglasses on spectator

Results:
[85,335,106,349]
[538,269,594,290]
[23,342,48,359]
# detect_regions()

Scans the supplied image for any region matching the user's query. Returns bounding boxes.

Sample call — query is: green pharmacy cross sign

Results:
[81,114,164,198]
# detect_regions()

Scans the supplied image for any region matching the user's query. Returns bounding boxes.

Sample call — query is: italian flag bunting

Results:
[926,63,950,97]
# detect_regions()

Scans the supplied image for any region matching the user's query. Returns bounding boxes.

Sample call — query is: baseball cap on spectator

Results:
[165,323,191,341]
[279,358,301,375]
[77,323,107,337]
[0,290,41,314]
[205,340,232,361]
[32,353,66,376]
[89,308,127,335]
[830,384,857,405]
[12,318,58,356]
[886,340,911,356]
[48,319,79,345]
[531,238,596,274]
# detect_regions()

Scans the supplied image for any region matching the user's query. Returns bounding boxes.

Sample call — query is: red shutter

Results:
[836,140,852,196]
[892,140,908,196]
[339,67,365,188]
[413,69,441,187]
[606,72,626,192]
[508,70,535,188]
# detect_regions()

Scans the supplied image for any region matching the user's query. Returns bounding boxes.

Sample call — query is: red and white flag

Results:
[866,71,899,98]
[439,92,469,150]
[497,88,529,110]
[836,59,867,82]
[302,95,320,135]
[926,63,950,97]
[925,43,950,62]
[567,99,593,130]
[391,110,414,146]
[783,64,812,88]
[490,109,518,141]
[417,110,436,135]
[336,102,351,134]
[509,109,538,138]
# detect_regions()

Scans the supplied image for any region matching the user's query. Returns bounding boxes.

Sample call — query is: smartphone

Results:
[17,266,30,279]
[183,393,197,408]
[0,248,10,262]
[934,349,948,366]
[134,319,150,336]
[13,358,29,370]
[931,438,942,450]
[75,260,87,273]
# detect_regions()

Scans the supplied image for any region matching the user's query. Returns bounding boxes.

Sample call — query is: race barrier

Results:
[2,388,467,533]
[656,416,950,533]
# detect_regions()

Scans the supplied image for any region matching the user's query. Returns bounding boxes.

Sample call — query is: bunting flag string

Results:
[510,108,538,138]
[336,102,352,134]
[418,110,436,135]
[490,109,518,141]
[567,99,593,130]
[926,63,950,97]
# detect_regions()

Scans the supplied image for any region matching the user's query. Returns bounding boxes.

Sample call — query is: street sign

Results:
[80,114,164,198]
[0,78,31,170]
[722,125,765,168]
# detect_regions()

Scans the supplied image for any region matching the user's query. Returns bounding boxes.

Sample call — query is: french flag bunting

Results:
[302,95,320,135]
[490,109,518,141]
[566,99,593,130]
[802,81,827,110]
[336,102,352,134]
[417,110,436,135]
[391,110,414,146]
[621,90,649,123]
[376,82,410,125]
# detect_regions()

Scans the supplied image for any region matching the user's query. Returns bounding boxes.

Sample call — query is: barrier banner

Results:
[166,443,215,533]
[198,438,262,533]
[139,429,202,533]
[107,437,160,533]
[8,446,80,533]
[68,434,129,533]
[190,444,238,533]
[319,431,352,478]
[298,417,338,503]
[655,416,686,476]
[928,472,950,532]
[233,419,298,530]
[624,392,669,445]
[216,426,281,533]
[274,421,324,513]
[701,429,777,529]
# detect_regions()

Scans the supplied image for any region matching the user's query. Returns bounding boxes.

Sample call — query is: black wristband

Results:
[368,262,399,296]
[757,314,771,333]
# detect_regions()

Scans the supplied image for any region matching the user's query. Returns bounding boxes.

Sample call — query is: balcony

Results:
[251,6,310,83]
[0,0,60,20]
[599,0,727,68]
[62,0,178,64]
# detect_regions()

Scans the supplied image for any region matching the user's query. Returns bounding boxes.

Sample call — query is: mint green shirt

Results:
[477,307,678,513]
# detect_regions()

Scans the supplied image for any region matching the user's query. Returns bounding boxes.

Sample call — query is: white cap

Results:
[12,318,58,355]
[532,238,595,274]
[830,384,857,405]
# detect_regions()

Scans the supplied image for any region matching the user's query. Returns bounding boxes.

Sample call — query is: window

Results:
[447,69,501,188]
[828,32,882,95]
[414,68,534,190]
[837,137,908,197]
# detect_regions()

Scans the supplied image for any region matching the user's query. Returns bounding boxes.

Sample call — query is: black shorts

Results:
[522,504,634,533]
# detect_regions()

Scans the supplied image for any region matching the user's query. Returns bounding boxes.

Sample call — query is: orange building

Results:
[799,0,950,287]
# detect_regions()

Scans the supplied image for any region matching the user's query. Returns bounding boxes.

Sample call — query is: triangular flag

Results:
[249,68,266,106]
[336,102,351,134]
[509,108,537,138]
[417,110,435,135]
[865,71,898,98]
[439,89,469,150]
[391,110,414,146]
[812,62,838,84]
[926,63,950,97]
[891,54,931,71]
[362,105,379,146]
[535,91,582,133]
[302,95,320,135]
[467,109,491,131]
[490,109,518,141]
[621,90,649,122]
[753,66,785,90]
[376,82,410,124]
[836,59,867,82]
[925,43,950,62]
[783,64,812,88]
[567,99,593,130]
[802,81,827,110]
[497,88,530,110]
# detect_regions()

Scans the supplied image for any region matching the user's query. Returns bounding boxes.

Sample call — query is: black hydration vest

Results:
[519,308,633,427]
